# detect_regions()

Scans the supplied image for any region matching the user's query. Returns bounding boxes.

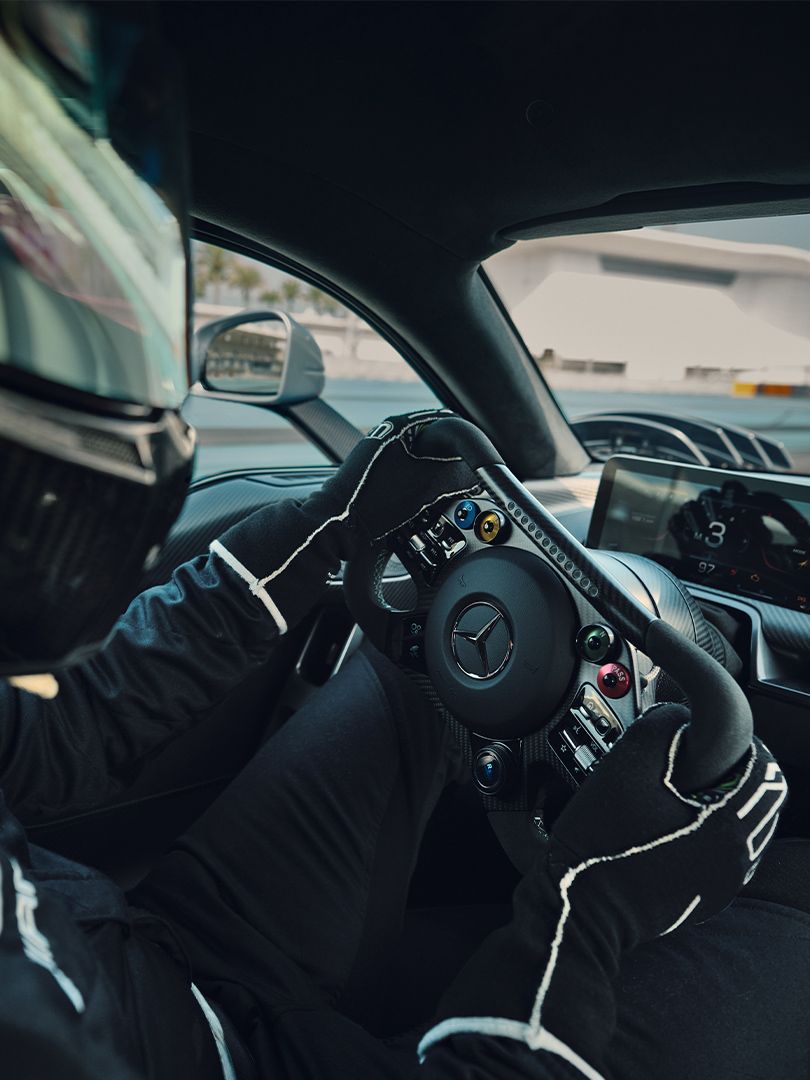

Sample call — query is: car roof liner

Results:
[163,2,810,260]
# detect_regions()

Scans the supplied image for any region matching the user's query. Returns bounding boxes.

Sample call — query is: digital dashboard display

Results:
[587,456,810,612]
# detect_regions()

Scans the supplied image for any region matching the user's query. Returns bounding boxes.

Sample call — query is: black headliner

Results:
[165,2,810,261]
[161,2,810,478]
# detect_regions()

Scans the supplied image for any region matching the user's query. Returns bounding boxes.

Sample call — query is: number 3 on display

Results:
[705,520,727,549]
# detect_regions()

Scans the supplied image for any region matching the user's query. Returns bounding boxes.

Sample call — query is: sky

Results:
[664,214,810,252]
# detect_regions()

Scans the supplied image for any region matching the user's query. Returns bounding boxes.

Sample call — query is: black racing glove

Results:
[210,409,478,634]
[421,702,787,1079]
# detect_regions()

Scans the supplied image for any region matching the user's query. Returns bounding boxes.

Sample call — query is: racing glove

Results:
[211,409,478,634]
[420,702,787,1079]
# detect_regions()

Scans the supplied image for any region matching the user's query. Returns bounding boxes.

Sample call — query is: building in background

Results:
[486,227,810,395]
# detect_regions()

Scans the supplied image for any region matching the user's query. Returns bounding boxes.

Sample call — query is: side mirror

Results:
[193,310,325,406]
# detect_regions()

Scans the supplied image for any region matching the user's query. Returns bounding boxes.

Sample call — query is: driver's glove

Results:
[420,702,786,1078]
[210,409,478,634]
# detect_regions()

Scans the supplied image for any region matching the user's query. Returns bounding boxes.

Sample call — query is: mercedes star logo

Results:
[451,602,513,680]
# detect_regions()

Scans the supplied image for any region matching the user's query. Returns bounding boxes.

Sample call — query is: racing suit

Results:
[0,546,579,1079]
[2,546,810,1080]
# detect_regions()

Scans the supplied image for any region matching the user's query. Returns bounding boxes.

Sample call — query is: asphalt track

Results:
[184,379,810,478]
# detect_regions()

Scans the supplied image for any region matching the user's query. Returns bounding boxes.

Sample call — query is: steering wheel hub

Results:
[425,547,577,738]
[450,601,513,679]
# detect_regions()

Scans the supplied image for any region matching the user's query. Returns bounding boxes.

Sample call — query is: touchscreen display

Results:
[588,457,810,612]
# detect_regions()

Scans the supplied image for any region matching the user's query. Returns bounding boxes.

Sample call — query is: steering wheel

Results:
[344,418,752,803]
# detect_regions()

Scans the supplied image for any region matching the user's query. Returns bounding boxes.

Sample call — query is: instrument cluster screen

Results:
[588,456,810,612]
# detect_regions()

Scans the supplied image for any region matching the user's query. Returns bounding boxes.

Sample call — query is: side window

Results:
[185,242,441,477]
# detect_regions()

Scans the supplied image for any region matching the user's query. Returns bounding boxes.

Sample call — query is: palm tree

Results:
[306,286,326,313]
[321,294,343,316]
[305,285,343,316]
[281,279,302,310]
[259,288,281,307]
[197,244,233,304]
[193,268,209,300]
[230,263,262,305]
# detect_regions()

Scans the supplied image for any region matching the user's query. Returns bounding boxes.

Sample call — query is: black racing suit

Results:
[2,550,810,1080]
[0,551,580,1078]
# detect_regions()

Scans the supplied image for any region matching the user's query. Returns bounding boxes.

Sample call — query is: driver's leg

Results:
[131,646,464,1069]
[607,895,810,1079]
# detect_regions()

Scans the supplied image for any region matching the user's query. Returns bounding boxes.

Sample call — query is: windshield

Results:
[485,215,810,476]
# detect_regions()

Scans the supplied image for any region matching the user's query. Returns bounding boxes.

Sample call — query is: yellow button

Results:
[476,510,505,543]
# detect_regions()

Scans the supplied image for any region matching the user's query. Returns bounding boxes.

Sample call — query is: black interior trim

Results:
[281,399,364,463]
[503,186,810,241]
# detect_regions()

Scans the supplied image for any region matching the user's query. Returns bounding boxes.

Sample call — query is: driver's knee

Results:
[251,646,463,815]
[355,644,465,781]
[608,897,810,1080]
[741,838,810,915]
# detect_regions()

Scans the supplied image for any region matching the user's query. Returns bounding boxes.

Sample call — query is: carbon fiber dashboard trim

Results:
[759,605,810,655]
[139,476,327,591]
[524,473,602,509]
[141,470,423,604]
[524,472,601,543]
[688,585,810,703]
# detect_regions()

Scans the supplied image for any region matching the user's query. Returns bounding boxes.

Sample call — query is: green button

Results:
[576,624,615,663]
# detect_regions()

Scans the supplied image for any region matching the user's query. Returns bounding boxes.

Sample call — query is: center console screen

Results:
[587,456,810,612]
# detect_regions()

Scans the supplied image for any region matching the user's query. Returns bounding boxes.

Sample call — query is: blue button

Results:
[454,499,479,530]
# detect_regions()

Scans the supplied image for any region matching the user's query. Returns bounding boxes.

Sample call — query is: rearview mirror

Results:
[194,310,325,405]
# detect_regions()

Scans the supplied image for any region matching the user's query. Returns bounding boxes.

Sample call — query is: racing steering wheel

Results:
[344,418,752,797]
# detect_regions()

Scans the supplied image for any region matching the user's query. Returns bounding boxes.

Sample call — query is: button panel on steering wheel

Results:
[344,490,650,794]
[548,683,623,783]
[404,512,467,583]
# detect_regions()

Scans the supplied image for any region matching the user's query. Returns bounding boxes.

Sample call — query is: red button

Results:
[597,662,631,699]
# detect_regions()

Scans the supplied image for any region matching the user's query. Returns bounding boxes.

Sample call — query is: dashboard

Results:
[585,456,810,710]
[588,456,810,614]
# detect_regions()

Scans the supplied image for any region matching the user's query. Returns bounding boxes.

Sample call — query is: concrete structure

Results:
[485,228,810,389]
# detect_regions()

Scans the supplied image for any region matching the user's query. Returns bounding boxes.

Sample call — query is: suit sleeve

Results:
[0,552,286,822]
[417,1036,597,1078]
